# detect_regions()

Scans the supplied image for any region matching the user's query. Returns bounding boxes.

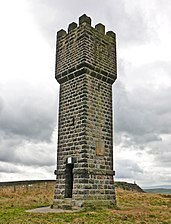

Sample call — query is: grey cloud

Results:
[15,143,56,167]
[0,80,58,142]
[115,156,171,187]
[0,132,22,163]
[114,81,171,143]
[28,0,157,48]
[0,79,57,168]
[119,60,171,90]
[148,138,171,167]
[115,159,143,179]
[0,0,170,185]
[114,77,171,172]
[104,1,155,45]
[133,134,162,144]
[0,132,56,167]
[0,163,20,173]
[0,96,4,113]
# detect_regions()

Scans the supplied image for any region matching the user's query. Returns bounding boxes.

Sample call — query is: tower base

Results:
[53,198,116,210]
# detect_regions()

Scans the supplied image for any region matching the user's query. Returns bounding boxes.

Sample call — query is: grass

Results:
[0,182,170,224]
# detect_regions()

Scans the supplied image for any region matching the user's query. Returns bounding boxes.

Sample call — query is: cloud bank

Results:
[0,0,170,187]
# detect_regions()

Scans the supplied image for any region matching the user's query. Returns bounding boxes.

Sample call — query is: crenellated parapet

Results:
[55,14,117,84]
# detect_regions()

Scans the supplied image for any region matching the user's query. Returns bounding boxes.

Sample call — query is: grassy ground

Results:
[0,182,170,224]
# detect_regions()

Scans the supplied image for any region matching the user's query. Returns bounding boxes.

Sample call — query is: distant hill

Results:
[144,188,171,194]
[115,181,144,192]
[0,179,55,187]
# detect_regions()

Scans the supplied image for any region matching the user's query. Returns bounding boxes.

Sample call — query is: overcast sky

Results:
[0,0,171,188]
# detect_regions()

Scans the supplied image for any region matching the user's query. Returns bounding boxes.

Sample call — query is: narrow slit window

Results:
[72,117,75,126]
[98,83,101,91]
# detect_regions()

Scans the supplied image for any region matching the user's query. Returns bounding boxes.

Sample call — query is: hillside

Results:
[115,181,144,192]
[0,180,170,223]
[145,188,171,194]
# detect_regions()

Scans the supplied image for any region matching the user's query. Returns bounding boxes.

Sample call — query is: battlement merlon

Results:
[55,14,117,84]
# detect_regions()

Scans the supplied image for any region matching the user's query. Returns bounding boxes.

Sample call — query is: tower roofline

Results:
[57,14,116,39]
[55,14,117,85]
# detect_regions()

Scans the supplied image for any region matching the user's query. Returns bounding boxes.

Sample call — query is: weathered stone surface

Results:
[95,23,105,34]
[54,14,117,209]
[79,14,91,26]
[96,139,105,156]
[55,18,117,84]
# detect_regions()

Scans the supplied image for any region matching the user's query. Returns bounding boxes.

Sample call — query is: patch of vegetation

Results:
[0,182,170,223]
[115,181,144,192]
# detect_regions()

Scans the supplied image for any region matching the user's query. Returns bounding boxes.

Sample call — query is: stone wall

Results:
[55,14,116,84]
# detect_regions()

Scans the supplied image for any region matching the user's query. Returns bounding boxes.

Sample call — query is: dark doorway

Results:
[65,164,74,198]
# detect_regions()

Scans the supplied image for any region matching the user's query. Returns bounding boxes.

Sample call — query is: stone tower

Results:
[54,14,117,209]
